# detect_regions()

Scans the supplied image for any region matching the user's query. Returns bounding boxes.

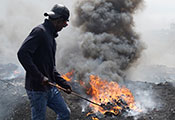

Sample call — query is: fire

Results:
[61,70,74,82]
[92,117,99,120]
[61,71,139,117]
[87,75,138,115]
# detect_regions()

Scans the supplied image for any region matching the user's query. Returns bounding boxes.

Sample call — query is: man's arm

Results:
[17,27,44,82]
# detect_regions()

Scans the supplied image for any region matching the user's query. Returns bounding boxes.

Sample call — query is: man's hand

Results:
[64,87,72,94]
[42,76,49,86]
[62,82,72,94]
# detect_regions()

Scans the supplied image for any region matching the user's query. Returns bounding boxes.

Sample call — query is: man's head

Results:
[44,4,70,32]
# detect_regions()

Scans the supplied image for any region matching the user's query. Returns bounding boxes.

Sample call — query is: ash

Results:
[5,80,175,120]
[1,63,175,120]
[0,63,25,119]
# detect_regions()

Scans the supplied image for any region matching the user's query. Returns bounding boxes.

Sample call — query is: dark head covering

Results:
[44,4,70,21]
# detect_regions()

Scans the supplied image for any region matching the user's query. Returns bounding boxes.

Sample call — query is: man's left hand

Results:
[64,88,72,94]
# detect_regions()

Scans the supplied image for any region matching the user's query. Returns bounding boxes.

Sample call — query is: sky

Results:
[135,0,175,31]
[134,0,175,67]
[126,0,175,83]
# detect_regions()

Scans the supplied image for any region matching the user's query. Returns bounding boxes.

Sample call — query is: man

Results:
[17,4,72,120]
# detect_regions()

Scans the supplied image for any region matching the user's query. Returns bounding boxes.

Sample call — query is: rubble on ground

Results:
[0,64,175,120]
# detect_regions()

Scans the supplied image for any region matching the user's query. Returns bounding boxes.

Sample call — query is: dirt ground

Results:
[1,64,175,120]
[4,81,175,120]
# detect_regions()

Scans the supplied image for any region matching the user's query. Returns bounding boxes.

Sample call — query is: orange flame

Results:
[61,70,74,82]
[87,75,138,115]
[86,112,99,120]
[92,117,99,120]
[61,70,139,116]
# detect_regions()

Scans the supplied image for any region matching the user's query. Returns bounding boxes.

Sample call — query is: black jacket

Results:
[18,19,69,91]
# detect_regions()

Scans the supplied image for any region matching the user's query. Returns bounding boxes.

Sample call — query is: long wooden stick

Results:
[48,82,102,107]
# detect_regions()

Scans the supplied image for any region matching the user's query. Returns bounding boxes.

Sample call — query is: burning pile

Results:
[87,75,138,116]
[61,71,140,119]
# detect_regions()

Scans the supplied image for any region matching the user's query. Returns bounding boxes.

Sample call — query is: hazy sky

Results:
[135,0,175,31]
[133,0,175,67]
[0,0,175,67]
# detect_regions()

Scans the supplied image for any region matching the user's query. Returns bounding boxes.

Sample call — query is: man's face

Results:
[54,19,68,32]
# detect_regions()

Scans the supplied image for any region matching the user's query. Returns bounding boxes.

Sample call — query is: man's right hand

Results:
[42,76,49,86]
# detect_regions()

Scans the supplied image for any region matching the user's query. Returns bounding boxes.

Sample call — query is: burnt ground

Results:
[0,64,175,120]
[3,81,175,120]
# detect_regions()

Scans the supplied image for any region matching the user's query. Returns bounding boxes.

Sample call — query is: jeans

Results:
[26,87,70,120]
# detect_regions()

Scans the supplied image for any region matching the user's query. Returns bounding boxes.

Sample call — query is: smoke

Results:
[57,0,144,84]
[0,0,144,83]
[56,0,163,117]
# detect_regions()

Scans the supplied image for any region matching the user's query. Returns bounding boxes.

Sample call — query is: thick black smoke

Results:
[58,0,144,83]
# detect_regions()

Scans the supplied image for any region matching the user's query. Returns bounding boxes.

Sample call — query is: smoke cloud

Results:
[0,0,144,83]
[57,0,144,83]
